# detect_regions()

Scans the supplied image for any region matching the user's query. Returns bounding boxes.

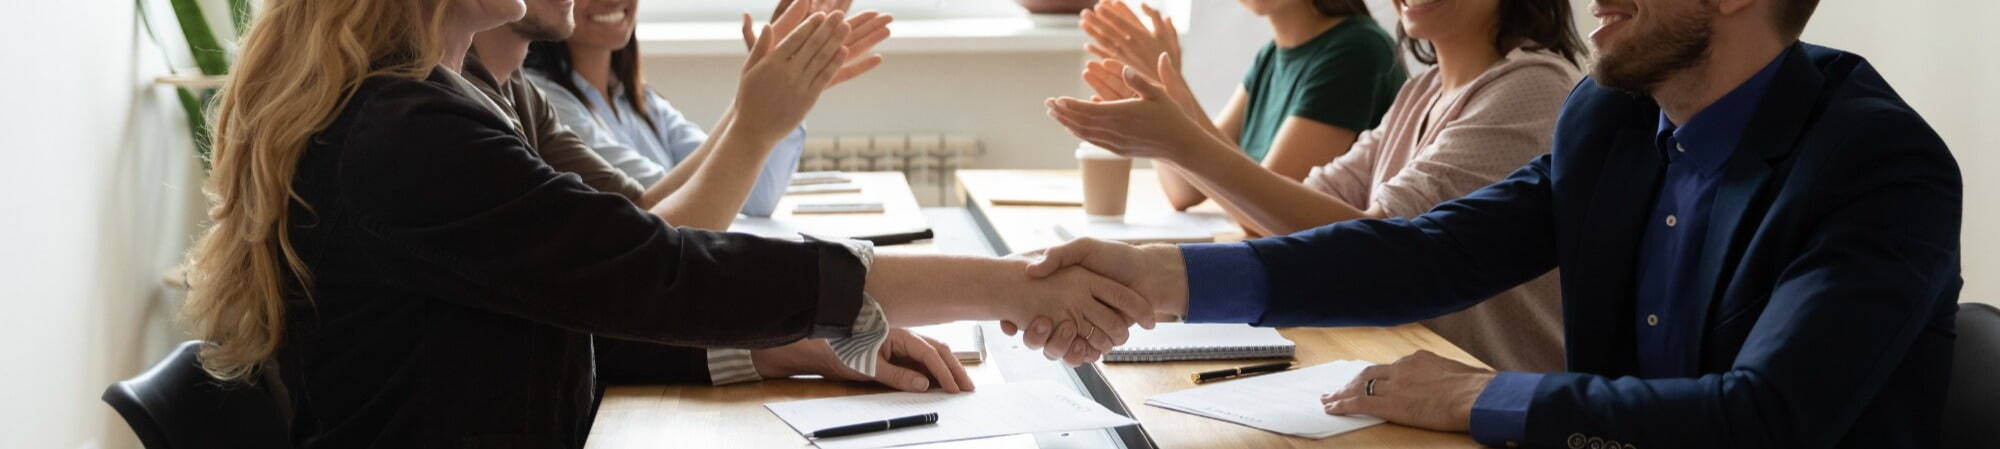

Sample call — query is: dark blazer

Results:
[1241,43,1961,448]
[277,68,868,448]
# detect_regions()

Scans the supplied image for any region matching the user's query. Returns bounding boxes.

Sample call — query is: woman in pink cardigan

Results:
[1047,0,1586,372]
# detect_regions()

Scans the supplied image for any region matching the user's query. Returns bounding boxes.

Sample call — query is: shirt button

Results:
[1647,314,1660,326]
[1666,215,1678,227]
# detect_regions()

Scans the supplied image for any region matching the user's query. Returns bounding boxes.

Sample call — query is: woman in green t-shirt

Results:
[1079,0,1406,213]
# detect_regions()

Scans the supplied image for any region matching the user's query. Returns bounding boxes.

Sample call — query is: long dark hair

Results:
[1311,0,1370,17]
[1397,0,1586,66]
[525,34,657,130]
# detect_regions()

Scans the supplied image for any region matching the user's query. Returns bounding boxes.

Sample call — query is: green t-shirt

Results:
[1238,17,1406,162]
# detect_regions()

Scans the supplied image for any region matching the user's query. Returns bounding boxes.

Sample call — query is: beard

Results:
[1591,4,1715,93]
[509,13,575,42]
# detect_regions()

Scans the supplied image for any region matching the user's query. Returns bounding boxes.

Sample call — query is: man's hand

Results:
[997,263,1158,365]
[1003,238,1188,350]
[1321,350,1493,432]
[752,328,975,393]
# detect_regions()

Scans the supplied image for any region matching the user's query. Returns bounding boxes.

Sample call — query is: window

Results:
[637,0,1029,23]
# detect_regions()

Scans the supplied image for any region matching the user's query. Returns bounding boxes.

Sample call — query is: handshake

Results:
[988,238,1192,365]
[754,238,1190,394]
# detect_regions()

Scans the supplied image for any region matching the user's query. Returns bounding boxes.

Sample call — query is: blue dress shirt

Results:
[527,71,805,217]
[1180,54,1789,448]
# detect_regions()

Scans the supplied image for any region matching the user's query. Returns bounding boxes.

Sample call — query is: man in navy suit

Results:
[1022,0,1961,446]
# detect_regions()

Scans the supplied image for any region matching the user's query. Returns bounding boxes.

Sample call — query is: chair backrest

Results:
[1945,302,2000,449]
[102,340,292,449]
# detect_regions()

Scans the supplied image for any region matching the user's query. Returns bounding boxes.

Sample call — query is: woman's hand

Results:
[831,11,892,87]
[1081,0,1181,82]
[733,11,850,138]
[754,0,894,88]
[1046,64,1215,163]
[998,264,1157,365]
[753,328,976,393]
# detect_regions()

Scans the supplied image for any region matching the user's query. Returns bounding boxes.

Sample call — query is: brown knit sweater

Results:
[1304,46,1579,372]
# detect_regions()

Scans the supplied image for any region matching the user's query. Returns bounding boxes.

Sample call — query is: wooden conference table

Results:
[586,170,1483,448]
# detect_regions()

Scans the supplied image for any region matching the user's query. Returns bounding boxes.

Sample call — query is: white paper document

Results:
[1053,211,1238,244]
[766,380,1137,449]
[1145,360,1384,439]
[1105,323,1295,362]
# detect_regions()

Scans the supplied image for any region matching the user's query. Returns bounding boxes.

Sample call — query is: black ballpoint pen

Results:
[808,413,940,439]
[1191,361,1297,384]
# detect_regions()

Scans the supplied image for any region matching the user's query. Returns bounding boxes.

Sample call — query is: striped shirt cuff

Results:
[826,297,889,377]
[825,238,885,376]
[705,349,761,386]
[708,238,884,384]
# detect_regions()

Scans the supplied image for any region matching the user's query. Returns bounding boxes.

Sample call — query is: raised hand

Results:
[756,0,894,88]
[753,328,976,393]
[831,10,893,87]
[1081,0,1181,81]
[1045,63,1215,162]
[1082,59,1138,101]
[734,11,851,137]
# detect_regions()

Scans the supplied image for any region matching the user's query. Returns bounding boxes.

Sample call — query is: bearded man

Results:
[1020,0,1961,447]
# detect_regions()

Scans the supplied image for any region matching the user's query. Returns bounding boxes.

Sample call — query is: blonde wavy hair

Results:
[183,0,453,381]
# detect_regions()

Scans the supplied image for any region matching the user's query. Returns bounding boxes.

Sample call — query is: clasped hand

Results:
[1014,240,1495,432]
[1000,239,1189,364]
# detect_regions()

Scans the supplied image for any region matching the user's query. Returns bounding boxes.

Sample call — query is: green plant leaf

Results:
[229,0,250,35]
[170,0,231,75]
[176,87,214,169]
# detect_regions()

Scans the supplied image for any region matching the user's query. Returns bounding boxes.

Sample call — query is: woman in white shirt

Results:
[525,0,890,224]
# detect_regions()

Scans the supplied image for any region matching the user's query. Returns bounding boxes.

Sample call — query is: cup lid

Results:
[1074,143,1127,160]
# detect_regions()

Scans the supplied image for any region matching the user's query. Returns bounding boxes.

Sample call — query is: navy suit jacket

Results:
[1240,44,1961,448]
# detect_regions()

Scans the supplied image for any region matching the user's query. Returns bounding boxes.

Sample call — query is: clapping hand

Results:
[733,10,849,136]
[755,0,894,87]
[1045,64,1213,163]
[1081,0,1181,82]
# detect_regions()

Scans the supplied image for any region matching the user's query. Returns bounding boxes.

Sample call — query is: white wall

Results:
[644,51,1094,170]
[1797,1,2000,305]
[0,2,204,449]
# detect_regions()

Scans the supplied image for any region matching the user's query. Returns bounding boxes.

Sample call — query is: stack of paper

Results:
[765,380,1136,449]
[908,321,985,363]
[1146,360,1384,439]
[1104,323,1295,362]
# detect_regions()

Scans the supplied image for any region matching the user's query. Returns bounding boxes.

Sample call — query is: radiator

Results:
[800,133,983,206]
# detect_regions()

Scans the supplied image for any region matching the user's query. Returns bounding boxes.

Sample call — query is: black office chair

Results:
[1945,302,2000,449]
[103,340,292,449]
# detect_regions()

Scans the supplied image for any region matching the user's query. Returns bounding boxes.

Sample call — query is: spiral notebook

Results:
[1104,323,1296,362]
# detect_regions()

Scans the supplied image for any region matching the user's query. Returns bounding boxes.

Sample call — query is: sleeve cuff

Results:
[705,348,762,386]
[824,296,889,377]
[1180,242,1272,324]
[805,236,874,339]
[1471,372,1541,448]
